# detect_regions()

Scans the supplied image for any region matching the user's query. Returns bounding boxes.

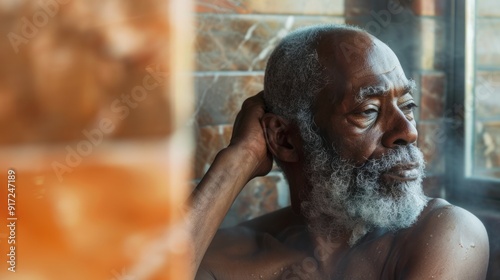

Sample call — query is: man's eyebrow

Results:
[403,79,417,95]
[356,85,389,102]
[355,79,416,103]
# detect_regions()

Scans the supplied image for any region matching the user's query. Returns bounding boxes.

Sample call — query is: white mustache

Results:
[355,145,426,175]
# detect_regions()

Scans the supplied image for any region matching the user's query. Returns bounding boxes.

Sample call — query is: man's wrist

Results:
[221,143,263,179]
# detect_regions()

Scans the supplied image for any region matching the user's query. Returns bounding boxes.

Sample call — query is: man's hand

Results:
[229,91,273,179]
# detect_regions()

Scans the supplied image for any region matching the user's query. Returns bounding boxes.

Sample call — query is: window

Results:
[447,0,500,208]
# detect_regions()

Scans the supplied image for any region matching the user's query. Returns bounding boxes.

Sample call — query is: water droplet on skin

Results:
[437,212,442,218]
[470,243,476,248]
[430,234,433,238]
[259,275,263,279]
[426,243,429,246]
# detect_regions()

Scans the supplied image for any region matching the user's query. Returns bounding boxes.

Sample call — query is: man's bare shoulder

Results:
[407,198,488,243]
[396,198,489,279]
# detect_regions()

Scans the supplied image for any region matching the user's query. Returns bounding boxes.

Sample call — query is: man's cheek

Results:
[362,133,390,162]
[346,142,379,166]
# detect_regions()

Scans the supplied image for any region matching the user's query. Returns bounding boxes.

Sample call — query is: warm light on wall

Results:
[0,1,193,279]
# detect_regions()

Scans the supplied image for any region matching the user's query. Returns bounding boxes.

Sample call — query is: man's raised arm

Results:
[185,92,273,275]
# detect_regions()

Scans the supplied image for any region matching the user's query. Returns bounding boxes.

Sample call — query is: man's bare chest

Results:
[203,232,399,280]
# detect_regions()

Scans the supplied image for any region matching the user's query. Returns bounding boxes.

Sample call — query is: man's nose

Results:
[381,110,418,148]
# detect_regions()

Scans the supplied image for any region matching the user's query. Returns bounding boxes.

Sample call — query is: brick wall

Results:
[0,1,192,279]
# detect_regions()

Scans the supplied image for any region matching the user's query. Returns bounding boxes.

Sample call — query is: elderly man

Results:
[188,24,489,279]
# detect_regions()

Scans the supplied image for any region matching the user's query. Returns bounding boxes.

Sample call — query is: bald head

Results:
[263,24,363,122]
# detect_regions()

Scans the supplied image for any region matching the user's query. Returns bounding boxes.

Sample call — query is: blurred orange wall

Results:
[0,1,193,279]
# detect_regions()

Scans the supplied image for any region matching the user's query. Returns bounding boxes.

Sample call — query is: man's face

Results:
[298,31,427,244]
[314,31,420,183]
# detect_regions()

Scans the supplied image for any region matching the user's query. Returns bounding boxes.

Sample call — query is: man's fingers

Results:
[242,91,264,109]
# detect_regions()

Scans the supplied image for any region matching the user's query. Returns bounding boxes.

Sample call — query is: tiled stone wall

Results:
[0,1,192,279]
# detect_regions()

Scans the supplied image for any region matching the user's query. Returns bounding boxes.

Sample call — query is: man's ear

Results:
[261,113,299,163]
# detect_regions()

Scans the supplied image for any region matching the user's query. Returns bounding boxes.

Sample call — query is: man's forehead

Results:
[314,30,410,106]
[347,41,403,79]
[317,31,405,80]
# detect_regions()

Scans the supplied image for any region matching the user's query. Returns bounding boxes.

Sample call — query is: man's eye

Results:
[401,102,418,114]
[360,108,378,117]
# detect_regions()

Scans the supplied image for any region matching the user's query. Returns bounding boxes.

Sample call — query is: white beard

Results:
[297,116,428,245]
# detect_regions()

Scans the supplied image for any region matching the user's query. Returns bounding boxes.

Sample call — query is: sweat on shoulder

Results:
[188,23,490,280]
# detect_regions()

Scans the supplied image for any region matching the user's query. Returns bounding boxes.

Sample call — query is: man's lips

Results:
[381,164,420,182]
